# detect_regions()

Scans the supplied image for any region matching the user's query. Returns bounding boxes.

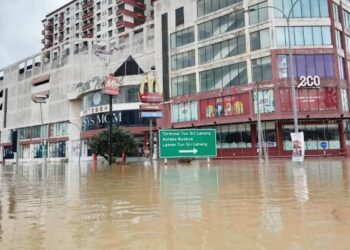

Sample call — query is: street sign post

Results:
[159,129,217,158]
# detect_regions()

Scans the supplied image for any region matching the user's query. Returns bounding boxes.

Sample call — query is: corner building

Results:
[154,0,350,158]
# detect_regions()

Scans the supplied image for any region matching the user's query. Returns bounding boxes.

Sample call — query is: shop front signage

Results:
[140,111,163,118]
[75,76,104,95]
[103,75,120,96]
[159,129,217,158]
[298,75,321,88]
[139,76,163,103]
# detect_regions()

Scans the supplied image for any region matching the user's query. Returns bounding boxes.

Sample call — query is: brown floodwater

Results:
[0,159,350,250]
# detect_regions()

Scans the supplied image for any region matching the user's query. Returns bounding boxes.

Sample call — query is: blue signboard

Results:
[140,111,163,118]
[320,141,328,149]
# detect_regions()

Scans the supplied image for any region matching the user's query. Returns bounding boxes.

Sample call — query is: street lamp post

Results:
[32,94,48,166]
[68,121,82,165]
[249,0,301,133]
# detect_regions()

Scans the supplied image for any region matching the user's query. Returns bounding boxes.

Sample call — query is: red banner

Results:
[103,75,119,96]
[279,87,338,112]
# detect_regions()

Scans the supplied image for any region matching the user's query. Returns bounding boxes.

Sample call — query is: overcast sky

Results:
[0,0,70,69]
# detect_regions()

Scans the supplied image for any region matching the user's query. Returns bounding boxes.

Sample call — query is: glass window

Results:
[198,9,244,41]
[200,61,247,91]
[249,1,268,25]
[252,56,272,82]
[171,74,196,97]
[198,0,242,17]
[171,50,195,70]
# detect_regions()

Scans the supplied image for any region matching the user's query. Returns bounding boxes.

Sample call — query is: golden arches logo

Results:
[139,76,161,94]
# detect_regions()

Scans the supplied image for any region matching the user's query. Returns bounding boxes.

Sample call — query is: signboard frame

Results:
[159,129,217,159]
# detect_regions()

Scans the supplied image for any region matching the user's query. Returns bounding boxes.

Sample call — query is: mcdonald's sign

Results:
[139,76,163,103]
[103,75,120,96]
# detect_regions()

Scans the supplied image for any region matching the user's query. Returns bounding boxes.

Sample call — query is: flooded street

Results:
[0,159,350,249]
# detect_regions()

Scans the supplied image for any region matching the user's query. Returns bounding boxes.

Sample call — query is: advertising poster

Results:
[291,132,305,163]
[253,89,275,114]
[223,97,233,116]
[103,75,119,96]
[341,89,349,112]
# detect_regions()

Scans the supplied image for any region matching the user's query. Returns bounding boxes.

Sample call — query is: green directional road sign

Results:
[159,129,217,158]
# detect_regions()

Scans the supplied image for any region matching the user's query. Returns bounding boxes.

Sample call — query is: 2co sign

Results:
[297,75,321,88]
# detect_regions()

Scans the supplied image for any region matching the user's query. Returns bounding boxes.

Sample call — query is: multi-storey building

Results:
[0,20,155,162]
[4,0,350,162]
[154,0,350,158]
[42,0,155,50]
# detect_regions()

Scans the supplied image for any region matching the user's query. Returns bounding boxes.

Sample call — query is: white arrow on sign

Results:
[178,148,198,154]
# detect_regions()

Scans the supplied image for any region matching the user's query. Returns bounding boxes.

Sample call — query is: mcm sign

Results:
[103,75,120,96]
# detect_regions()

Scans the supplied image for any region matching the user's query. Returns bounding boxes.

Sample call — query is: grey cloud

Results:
[0,0,69,69]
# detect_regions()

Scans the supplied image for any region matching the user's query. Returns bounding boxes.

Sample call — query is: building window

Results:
[344,10,350,29]
[256,122,277,147]
[199,35,246,64]
[171,101,198,122]
[216,123,252,149]
[251,56,272,82]
[171,74,196,97]
[50,122,68,137]
[249,1,268,25]
[198,9,244,40]
[200,61,247,92]
[108,30,113,37]
[76,23,79,30]
[76,2,79,10]
[97,13,101,21]
[66,28,70,35]
[333,3,340,22]
[277,54,334,79]
[336,30,342,49]
[273,0,328,18]
[108,19,113,27]
[97,2,101,10]
[197,0,242,17]
[171,50,195,70]
[339,56,345,80]
[175,7,184,26]
[76,13,79,20]
[66,8,70,15]
[170,27,194,48]
[250,29,269,51]
[276,26,331,46]
[108,7,113,15]
[283,124,340,150]
[97,24,101,32]
[66,18,70,25]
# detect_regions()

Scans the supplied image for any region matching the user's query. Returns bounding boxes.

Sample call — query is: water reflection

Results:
[0,159,349,249]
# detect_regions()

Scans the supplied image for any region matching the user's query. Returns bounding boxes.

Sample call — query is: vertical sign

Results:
[291,132,305,162]
[103,75,119,96]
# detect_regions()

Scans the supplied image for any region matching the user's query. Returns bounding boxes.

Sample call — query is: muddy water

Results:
[0,159,350,250]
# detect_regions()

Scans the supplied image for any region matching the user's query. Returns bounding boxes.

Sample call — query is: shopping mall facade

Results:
[2,0,350,162]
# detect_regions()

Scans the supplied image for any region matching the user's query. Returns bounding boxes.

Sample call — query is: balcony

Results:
[116,8,145,20]
[45,43,53,49]
[46,32,53,37]
[45,23,53,30]
[82,33,93,38]
[117,0,146,10]
[59,15,64,21]
[82,11,94,20]
[116,20,137,28]
[41,39,45,44]
[42,30,45,35]
[82,0,93,10]
[82,22,94,31]
[59,25,64,32]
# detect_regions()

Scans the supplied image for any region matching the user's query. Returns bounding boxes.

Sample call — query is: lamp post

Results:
[68,121,82,165]
[32,94,48,165]
[248,0,301,133]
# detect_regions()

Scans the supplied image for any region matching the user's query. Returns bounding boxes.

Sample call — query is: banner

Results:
[103,75,119,96]
[291,132,305,162]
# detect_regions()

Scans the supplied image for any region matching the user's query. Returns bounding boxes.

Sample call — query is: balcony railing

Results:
[82,33,93,38]
[117,0,146,9]
[82,0,93,10]
[82,22,94,31]
[59,15,64,21]
[116,20,137,28]
[82,11,94,20]
[116,8,145,20]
